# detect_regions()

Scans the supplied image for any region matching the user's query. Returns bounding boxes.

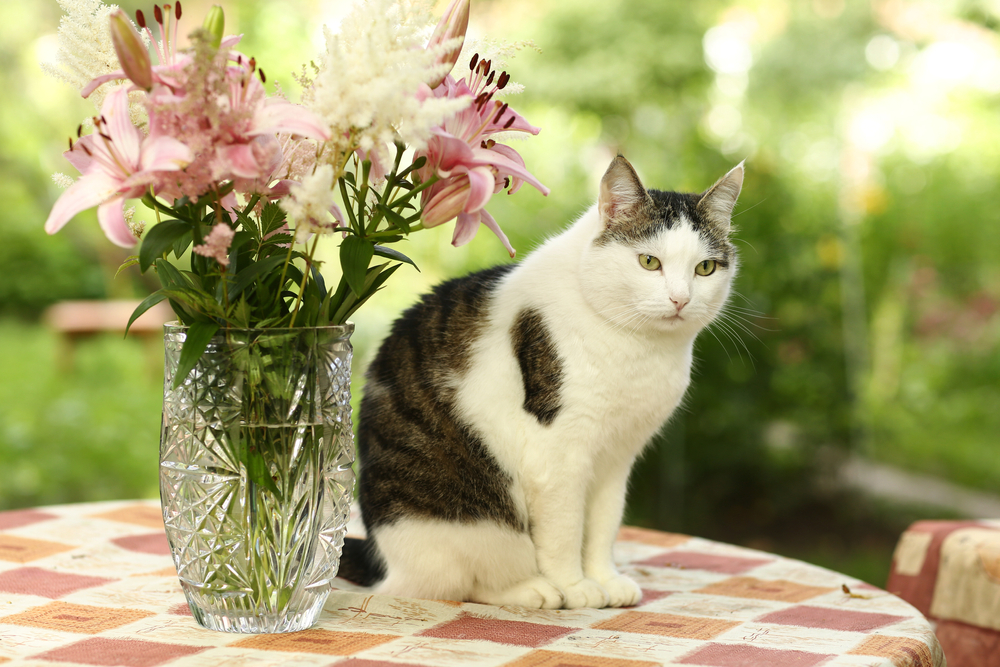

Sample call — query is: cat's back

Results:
[362,263,517,394]
[356,263,524,531]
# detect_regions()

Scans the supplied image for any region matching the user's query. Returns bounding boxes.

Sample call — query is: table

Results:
[888,518,1000,666]
[1,500,942,667]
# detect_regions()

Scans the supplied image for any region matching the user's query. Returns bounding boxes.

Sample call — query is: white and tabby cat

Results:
[342,155,744,609]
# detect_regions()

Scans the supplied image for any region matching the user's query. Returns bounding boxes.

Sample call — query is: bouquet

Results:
[44,0,548,387]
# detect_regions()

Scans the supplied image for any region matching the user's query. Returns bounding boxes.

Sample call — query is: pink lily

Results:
[44,88,192,247]
[416,58,549,256]
[142,51,329,200]
[426,0,470,88]
[81,4,243,99]
[108,9,153,91]
[214,69,331,180]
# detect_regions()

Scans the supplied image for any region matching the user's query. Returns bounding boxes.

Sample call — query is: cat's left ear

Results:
[697,161,744,234]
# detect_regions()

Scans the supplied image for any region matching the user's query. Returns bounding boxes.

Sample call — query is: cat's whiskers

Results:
[703,324,734,362]
[710,317,755,368]
[605,305,649,338]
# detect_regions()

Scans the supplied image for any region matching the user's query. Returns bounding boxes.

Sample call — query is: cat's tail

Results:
[337,537,387,587]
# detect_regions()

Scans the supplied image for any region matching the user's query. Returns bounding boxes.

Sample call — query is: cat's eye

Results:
[639,254,661,271]
[695,259,717,276]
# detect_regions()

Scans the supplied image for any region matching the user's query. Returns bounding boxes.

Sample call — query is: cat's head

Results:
[578,156,743,335]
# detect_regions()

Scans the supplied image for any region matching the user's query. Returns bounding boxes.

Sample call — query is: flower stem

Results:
[288,235,319,328]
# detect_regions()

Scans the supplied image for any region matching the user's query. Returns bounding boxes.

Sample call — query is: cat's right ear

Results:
[599,156,649,227]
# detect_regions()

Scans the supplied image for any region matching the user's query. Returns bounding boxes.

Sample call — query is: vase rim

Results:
[163,320,355,335]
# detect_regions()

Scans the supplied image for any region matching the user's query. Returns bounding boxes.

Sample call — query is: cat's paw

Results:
[562,578,610,609]
[475,577,565,609]
[601,574,642,607]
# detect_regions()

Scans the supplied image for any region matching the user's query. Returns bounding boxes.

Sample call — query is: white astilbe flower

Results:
[310,0,469,165]
[124,207,145,240]
[43,0,147,125]
[52,173,75,189]
[282,165,340,242]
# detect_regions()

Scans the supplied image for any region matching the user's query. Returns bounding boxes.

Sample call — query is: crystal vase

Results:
[159,323,355,633]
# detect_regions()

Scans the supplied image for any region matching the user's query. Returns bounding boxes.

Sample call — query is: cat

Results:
[339,155,744,609]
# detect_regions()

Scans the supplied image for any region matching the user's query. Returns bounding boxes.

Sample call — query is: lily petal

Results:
[422,178,469,228]
[218,143,263,179]
[81,71,126,98]
[464,166,495,213]
[472,147,550,196]
[139,135,192,172]
[64,139,95,174]
[251,101,330,141]
[428,129,475,175]
[97,198,138,247]
[479,209,515,257]
[451,210,480,247]
[44,171,122,235]
[101,88,142,167]
[489,143,528,193]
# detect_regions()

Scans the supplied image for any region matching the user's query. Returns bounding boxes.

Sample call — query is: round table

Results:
[0,500,943,666]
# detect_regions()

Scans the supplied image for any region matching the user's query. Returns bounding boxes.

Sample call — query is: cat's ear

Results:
[599,156,649,227]
[697,161,744,234]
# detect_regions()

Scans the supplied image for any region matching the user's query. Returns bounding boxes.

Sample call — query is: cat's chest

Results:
[559,328,692,418]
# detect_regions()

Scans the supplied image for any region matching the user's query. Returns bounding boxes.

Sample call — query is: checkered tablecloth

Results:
[888,518,1000,666]
[0,500,942,666]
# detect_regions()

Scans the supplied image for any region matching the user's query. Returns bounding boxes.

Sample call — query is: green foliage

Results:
[0,320,160,508]
[0,225,106,316]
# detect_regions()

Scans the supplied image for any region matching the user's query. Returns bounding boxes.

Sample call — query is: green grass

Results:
[0,318,163,509]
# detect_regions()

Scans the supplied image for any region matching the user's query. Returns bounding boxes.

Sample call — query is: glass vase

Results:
[159,323,355,633]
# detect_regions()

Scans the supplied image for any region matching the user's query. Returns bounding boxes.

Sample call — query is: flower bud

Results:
[426,0,470,88]
[109,10,153,91]
[203,5,225,49]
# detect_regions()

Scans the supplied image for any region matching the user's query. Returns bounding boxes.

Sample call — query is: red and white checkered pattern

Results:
[0,500,942,666]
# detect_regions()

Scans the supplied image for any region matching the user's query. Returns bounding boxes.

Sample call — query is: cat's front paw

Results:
[475,577,565,609]
[601,574,642,608]
[562,578,610,609]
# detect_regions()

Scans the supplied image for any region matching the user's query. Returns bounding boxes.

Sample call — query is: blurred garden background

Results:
[2,0,999,586]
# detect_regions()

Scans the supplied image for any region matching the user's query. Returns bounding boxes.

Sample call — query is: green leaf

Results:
[125,291,168,336]
[331,262,398,323]
[340,235,374,298]
[310,263,327,296]
[337,264,401,323]
[140,219,192,271]
[245,448,282,499]
[260,202,287,237]
[228,297,251,328]
[259,232,293,248]
[376,203,411,233]
[154,258,188,289]
[172,233,193,258]
[227,254,290,302]
[172,321,219,390]
[159,288,225,319]
[373,244,419,270]
[229,231,254,256]
[115,255,139,278]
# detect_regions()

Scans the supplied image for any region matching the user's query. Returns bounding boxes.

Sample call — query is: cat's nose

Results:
[670,296,689,312]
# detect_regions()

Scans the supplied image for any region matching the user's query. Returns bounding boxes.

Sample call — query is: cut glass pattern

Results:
[159,324,355,633]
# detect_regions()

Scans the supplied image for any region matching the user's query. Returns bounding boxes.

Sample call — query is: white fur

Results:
[371,170,740,609]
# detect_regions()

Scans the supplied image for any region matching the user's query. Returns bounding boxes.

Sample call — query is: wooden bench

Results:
[43,299,175,371]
